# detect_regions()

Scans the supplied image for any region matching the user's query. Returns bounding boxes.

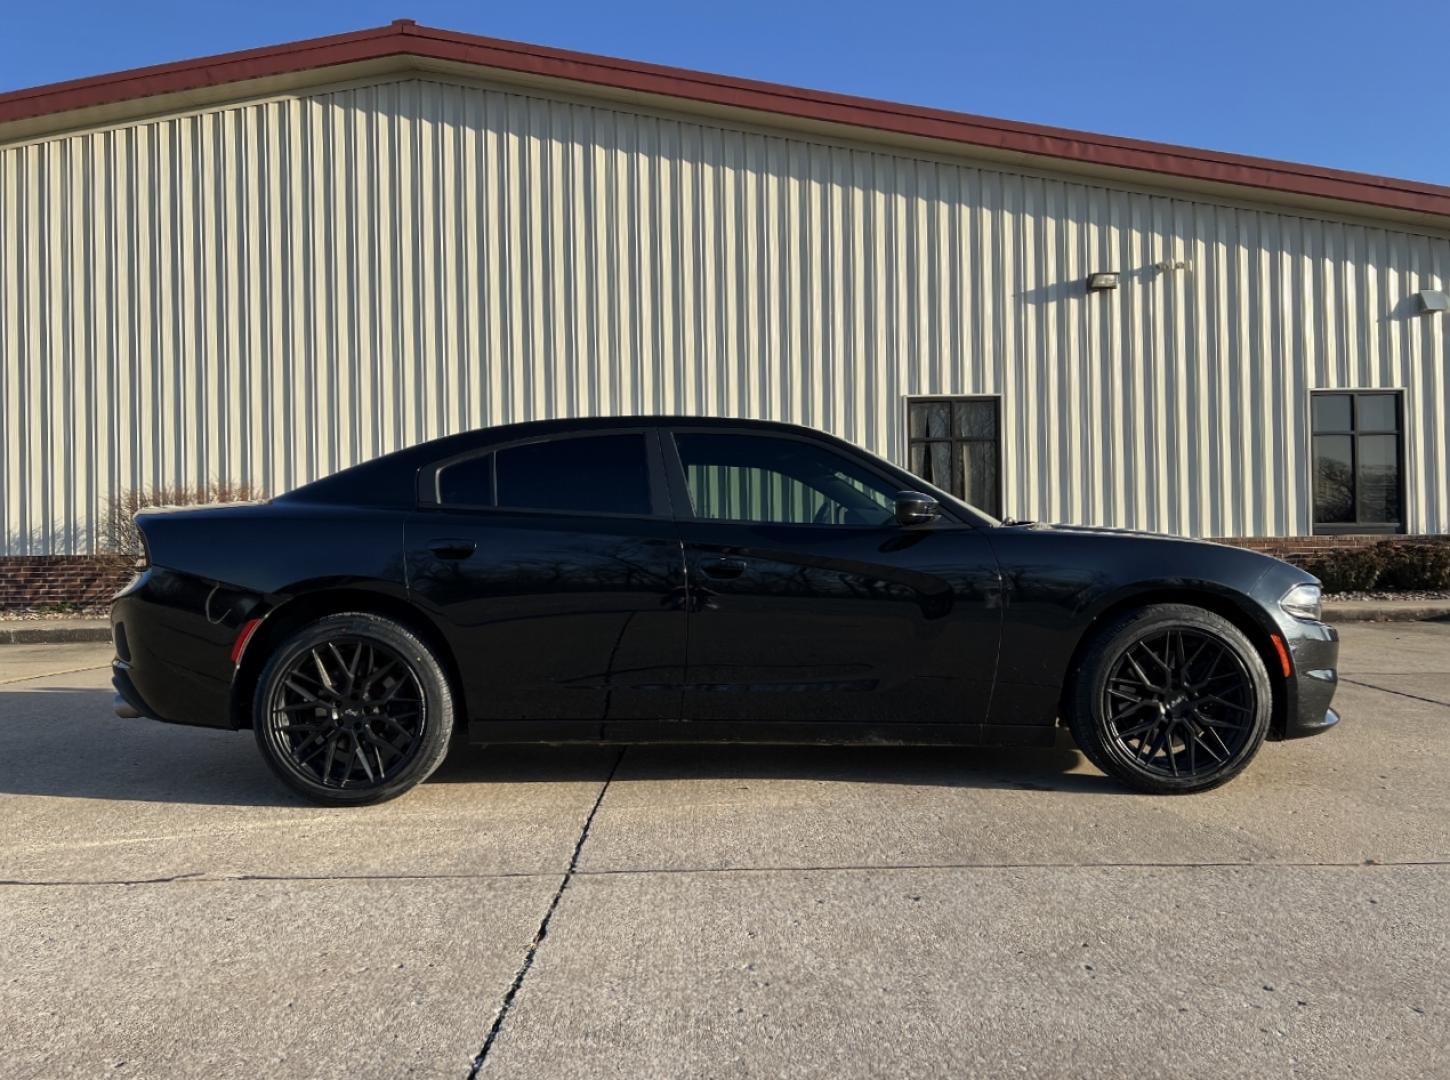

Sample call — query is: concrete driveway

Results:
[1,623,1447,1079]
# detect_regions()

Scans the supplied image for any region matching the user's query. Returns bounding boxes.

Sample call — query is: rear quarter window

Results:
[492,434,653,515]
[437,454,494,507]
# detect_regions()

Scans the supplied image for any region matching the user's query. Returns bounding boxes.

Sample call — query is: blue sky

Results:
[5,0,1447,185]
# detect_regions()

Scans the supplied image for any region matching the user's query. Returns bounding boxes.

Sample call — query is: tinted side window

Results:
[437,454,494,507]
[675,433,896,525]
[495,434,653,515]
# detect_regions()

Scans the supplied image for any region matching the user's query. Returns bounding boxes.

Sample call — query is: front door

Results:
[405,429,687,734]
[665,429,1002,728]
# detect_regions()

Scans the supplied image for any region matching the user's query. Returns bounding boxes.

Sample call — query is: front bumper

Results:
[1281,618,1340,740]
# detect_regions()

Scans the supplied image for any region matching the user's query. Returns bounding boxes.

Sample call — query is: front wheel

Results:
[1065,604,1271,794]
[252,613,454,805]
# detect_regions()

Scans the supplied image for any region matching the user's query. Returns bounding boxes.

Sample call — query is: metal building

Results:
[3,20,1448,557]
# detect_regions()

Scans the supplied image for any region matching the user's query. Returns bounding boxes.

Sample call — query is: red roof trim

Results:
[3,19,1449,220]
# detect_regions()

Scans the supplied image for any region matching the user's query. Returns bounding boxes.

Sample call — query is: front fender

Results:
[983,527,1298,724]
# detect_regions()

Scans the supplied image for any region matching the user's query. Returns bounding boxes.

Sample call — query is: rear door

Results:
[404,429,687,734]
[665,428,1002,729]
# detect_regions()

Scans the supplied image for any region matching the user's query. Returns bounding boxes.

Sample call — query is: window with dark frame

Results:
[437,453,494,507]
[906,397,1001,518]
[1310,391,1404,535]
[435,434,653,516]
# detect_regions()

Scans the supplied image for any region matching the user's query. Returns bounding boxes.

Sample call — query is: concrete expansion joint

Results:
[5,857,1450,890]
[570,859,1450,875]
[465,747,626,1079]
[1340,677,1450,709]
[0,870,211,887]
[0,869,559,887]
[0,663,112,686]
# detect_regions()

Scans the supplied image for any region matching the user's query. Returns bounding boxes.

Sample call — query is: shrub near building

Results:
[98,482,268,558]
[1296,541,1450,594]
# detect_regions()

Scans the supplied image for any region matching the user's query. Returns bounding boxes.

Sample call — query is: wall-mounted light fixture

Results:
[1413,289,1448,315]
[1086,272,1119,292]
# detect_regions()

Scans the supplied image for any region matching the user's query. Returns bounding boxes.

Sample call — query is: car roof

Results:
[455,415,820,436]
[278,415,850,506]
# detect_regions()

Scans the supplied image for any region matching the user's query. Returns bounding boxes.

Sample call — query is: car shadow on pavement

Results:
[434,737,1121,795]
[0,686,314,807]
[0,686,625,807]
[0,685,1122,805]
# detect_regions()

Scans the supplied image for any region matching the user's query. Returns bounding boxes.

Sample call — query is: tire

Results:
[252,612,454,805]
[1064,604,1271,794]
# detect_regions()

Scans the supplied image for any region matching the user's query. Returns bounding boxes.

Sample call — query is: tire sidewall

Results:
[1074,606,1271,794]
[252,613,453,805]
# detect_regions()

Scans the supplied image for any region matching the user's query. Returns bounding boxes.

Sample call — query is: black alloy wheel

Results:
[268,638,424,786]
[1102,628,1256,778]
[253,613,453,805]
[1066,604,1271,794]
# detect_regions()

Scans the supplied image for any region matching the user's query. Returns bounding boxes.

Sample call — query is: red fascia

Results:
[2,19,1449,220]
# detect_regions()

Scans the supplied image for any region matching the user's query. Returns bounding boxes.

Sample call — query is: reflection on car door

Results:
[404,430,687,734]
[666,429,1002,729]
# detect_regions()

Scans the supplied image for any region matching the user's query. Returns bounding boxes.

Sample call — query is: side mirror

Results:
[894,491,939,526]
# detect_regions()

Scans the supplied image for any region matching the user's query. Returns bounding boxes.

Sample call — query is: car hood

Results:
[1001,521,1210,544]
[995,521,1317,591]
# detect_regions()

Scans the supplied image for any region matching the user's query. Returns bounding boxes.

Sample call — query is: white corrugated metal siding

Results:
[2,75,1447,554]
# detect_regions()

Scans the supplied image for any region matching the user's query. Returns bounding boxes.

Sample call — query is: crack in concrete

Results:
[465,747,626,1079]
[1341,676,1450,709]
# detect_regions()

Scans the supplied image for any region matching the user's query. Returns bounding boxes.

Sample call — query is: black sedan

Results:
[110,417,1339,804]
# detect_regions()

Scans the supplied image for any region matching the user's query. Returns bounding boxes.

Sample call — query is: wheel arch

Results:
[230,587,464,729]
[1058,586,1289,740]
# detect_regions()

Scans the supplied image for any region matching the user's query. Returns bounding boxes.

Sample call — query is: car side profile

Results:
[110,417,1340,804]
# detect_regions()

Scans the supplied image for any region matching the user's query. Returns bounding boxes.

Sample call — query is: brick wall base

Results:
[0,556,135,610]
[1215,534,1449,563]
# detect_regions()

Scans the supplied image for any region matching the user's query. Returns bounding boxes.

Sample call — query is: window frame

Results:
[417,427,674,520]
[903,395,1004,519]
[1308,389,1406,536]
[662,425,974,528]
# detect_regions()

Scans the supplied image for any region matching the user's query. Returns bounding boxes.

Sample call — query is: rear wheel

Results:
[252,613,453,805]
[1065,604,1271,794]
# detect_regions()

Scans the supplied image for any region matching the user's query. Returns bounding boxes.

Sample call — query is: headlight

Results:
[1280,583,1323,622]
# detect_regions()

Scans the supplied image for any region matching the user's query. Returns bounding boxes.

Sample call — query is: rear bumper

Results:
[112,661,149,720]
[110,653,231,728]
[110,568,245,729]
[1281,619,1340,740]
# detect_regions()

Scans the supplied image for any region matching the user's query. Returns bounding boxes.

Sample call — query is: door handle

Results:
[428,538,477,561]
[699,556,747,579]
